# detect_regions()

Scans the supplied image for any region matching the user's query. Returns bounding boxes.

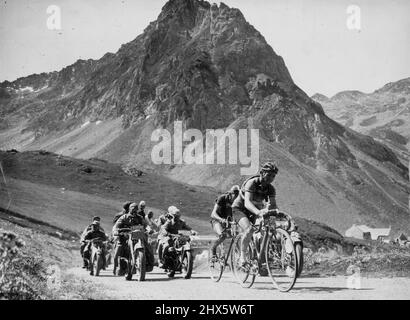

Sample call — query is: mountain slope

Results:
[311,78,410,163]
[0,0,409,233]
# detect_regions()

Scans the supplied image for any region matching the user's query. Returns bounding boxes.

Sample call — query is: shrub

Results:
[0,230,47,300]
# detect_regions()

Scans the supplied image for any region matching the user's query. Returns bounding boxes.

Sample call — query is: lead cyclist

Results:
[231,162,286,266]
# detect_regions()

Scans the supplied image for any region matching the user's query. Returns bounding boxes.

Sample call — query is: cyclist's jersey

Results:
[232,176,277,215]
[213,193,233,219]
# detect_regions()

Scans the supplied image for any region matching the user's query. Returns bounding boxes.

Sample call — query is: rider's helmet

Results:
[128,202,138,214]
[168,206,181,218]
[147,210,154,219]
[91,220,100,229]
[167,206,177,214]
[92,216,101,222]
[259,161,279,175]
[139,200,146,209]
[230,185,240,196]
[122,201,132,211]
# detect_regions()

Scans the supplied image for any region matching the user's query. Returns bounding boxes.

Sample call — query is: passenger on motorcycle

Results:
[232,162,286,266]
[83,221,108,269]
[157,206,197,268]
[146,210,159,234]
[210,185,240,259]
[113,201,132,224]
[156,210,172,229]
[137,201,146,218]
[80,216,105,268]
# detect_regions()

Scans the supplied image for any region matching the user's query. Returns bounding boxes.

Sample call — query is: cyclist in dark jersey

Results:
[210,185,240,258]
[232,162,285,265]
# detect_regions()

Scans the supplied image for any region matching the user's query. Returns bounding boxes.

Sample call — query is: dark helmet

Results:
[260,162,279,175]
[229,185,240,196]
[92,216,101,222]
[123,201,132,211]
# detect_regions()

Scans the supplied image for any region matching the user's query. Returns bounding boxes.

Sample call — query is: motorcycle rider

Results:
[113,201,132,223]
[80,216,105,268]
[112,202,154,275]
[146,210,159,234]
[232,162,286,267]
[137,201,146,218]
[156,210,172,229]
[83,221,108,272]
[210,185,240,260]
[157,206,197,268]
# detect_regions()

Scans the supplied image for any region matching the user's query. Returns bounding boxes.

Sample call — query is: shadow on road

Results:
[290,287,373,293]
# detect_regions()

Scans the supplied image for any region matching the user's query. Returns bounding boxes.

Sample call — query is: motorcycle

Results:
[86,238,106,277]
[115,226,153,281]
[163,232,194,279]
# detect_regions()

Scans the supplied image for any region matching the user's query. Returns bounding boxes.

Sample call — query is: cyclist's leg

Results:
[210,221,226,257]
[232,209,254,265]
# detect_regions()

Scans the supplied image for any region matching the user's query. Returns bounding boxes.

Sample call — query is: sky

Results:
[0,0,409,97]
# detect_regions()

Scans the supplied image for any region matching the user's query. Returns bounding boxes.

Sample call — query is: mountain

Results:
[0,0,409,234]
[312,78,410,163]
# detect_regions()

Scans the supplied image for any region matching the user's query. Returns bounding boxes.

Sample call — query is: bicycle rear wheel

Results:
[208,245,225,282]
[231,235,256,288]
[265,229,297,292]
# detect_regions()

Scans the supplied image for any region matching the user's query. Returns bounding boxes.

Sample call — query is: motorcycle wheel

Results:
[135,250,146,282]
[94,253,103,277]
[295,242,304,278]
[181,251,193,279]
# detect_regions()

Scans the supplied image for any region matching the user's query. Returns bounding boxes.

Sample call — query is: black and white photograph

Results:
[0,0,409,305]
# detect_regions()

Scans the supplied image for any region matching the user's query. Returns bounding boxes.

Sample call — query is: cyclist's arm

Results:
[244,191,263,216]
[267,195,278,211]
[211,203,225,223]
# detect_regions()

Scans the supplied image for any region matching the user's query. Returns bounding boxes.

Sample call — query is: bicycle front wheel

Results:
[265,229,297,292]
[208,245,225,282]
[231,235,256,288]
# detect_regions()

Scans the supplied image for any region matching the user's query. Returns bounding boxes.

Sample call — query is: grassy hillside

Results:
[0,150,218,234]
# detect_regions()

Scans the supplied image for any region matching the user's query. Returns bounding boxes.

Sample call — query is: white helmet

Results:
[167,206,180,217]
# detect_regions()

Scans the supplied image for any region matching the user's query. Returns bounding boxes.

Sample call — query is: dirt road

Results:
[68,266,410,300]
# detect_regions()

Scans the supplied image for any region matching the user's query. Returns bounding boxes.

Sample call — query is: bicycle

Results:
[231,211,298,292]
[208,216,239,282]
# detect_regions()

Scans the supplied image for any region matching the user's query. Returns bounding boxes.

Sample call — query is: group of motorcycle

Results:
[83,226,194,282]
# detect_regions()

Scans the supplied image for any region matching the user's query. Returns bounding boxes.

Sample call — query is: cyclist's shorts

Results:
[232,207,257,224]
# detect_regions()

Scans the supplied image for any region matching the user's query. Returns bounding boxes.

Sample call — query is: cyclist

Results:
[232,162,286,266]
[209,185,240,260]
